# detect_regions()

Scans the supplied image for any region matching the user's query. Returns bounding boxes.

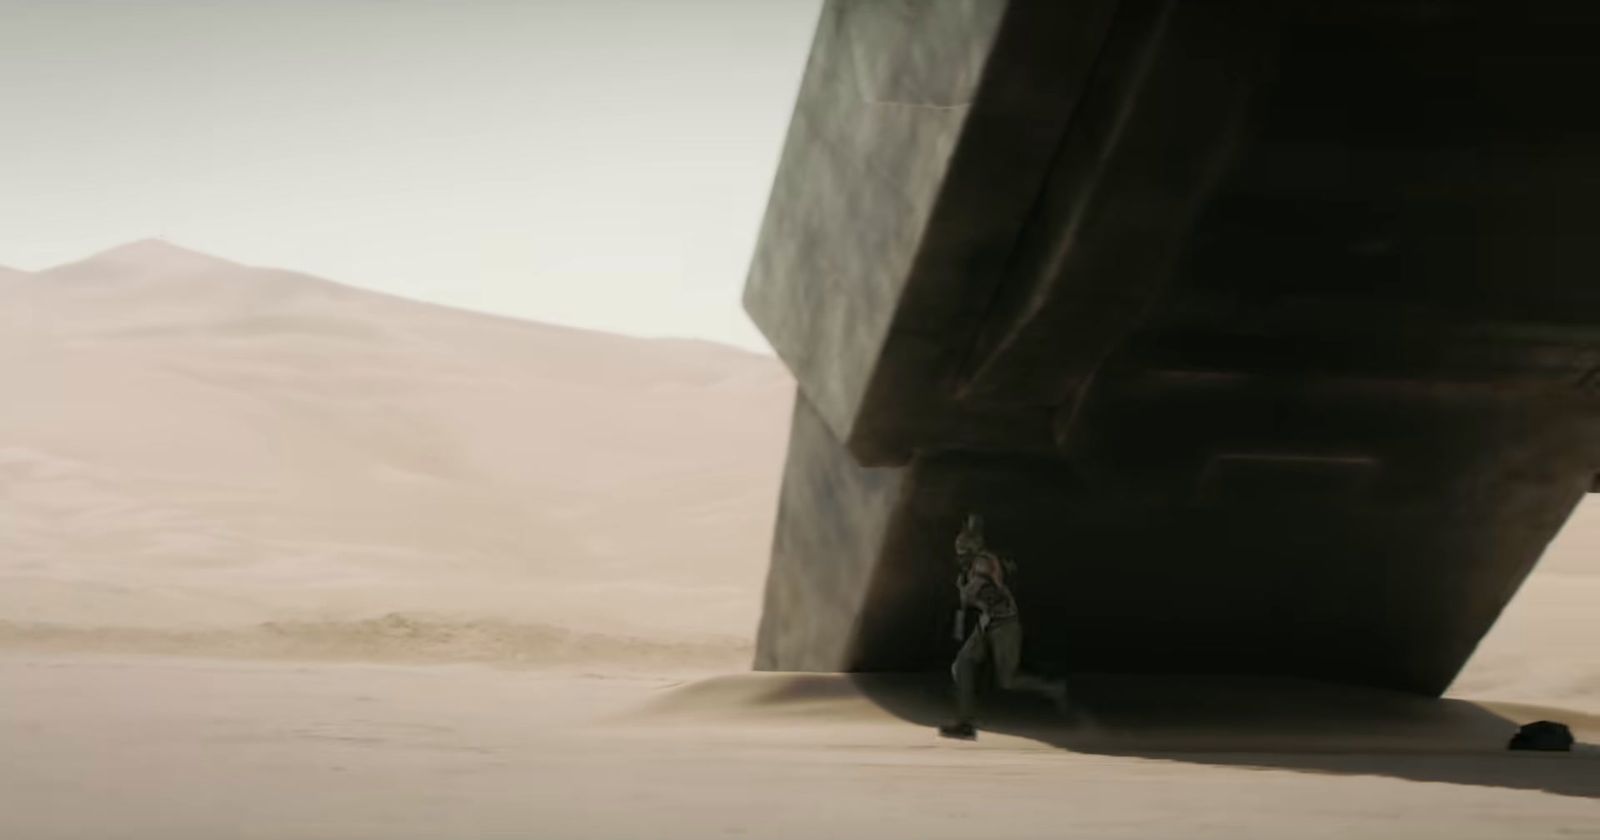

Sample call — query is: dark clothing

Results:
[952,619,1064,722]
[958,564,1017,625]
[950,558,1064,724]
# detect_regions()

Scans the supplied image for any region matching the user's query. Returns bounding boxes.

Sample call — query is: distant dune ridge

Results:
[0,239,791,667]
[0,240,1594,709]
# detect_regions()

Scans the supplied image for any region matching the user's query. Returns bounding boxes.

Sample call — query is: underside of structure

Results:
[744,0,1600,695]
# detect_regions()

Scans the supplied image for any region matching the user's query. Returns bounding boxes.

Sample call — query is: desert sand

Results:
[2,242,1596,838]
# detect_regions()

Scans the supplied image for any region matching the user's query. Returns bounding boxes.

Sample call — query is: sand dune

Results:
[0,240,791,652]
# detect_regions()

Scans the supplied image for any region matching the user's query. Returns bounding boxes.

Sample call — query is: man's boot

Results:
[938,720,977,740]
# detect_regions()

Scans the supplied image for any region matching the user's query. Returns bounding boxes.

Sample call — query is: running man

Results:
[939,514,1068,739]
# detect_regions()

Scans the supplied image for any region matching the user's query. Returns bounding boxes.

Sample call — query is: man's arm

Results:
[952,569,975,640]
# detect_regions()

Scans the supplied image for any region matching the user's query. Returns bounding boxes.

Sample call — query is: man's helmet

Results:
[954,513,985,556]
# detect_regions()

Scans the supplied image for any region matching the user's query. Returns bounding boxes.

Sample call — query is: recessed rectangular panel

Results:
[1196,453,1380,506]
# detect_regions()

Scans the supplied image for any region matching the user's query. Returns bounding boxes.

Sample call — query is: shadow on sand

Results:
[847,672,1600,800]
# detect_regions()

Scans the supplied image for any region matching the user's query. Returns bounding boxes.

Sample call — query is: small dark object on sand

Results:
[1508,721,1573,752]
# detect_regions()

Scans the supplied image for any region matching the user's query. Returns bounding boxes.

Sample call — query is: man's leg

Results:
[946,627,988,733]
[987,621,1069,710]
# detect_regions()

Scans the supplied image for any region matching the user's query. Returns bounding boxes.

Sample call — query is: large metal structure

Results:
[743,0,1600,694]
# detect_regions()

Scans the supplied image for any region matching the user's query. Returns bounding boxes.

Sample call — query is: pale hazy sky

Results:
[0,0,821,350]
